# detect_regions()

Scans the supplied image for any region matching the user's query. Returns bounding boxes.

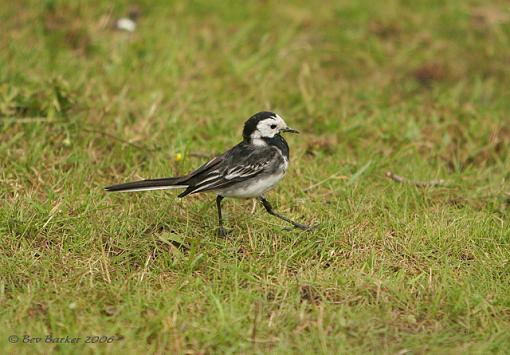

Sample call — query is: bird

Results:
[105,111,312,236]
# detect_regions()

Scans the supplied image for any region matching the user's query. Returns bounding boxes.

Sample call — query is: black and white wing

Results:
[177,142,277,197]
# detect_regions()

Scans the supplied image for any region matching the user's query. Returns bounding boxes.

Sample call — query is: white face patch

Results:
[251,114,288,140]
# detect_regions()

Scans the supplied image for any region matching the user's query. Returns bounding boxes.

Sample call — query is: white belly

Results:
[217,171,285,198]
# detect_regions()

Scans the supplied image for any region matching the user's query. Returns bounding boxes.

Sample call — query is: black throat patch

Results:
[262,134,290,160]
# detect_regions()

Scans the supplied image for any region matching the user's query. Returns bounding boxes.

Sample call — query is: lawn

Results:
[1,0,510,353]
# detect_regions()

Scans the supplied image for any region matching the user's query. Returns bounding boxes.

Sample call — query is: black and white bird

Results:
[105,111,311,236]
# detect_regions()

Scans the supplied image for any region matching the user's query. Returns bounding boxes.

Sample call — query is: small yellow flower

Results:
[175,153,183,162]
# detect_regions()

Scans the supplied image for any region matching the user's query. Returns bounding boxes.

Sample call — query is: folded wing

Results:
[178,143,276,197]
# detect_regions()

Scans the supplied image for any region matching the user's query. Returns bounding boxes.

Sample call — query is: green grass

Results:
[1,0,510,353]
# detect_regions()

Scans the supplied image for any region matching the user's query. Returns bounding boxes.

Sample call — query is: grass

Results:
[1,0,510,353]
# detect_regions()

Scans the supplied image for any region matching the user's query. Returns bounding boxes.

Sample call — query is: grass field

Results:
[1,0,510,353]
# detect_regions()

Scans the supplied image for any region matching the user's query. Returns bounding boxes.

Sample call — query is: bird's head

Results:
[242,112,299,144]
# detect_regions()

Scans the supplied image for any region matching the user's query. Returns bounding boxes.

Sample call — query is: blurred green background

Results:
[1,0,509,353]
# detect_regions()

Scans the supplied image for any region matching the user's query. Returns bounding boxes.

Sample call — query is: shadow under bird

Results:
[105,111,312,236]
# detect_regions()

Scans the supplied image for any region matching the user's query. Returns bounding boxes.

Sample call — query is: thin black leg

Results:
[258,196,311,230]
[216,195,227,236]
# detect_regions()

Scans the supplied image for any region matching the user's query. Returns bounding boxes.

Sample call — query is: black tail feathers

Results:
[104,177,187,192]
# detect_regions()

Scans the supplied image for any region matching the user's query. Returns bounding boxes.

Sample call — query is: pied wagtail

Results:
[105,111,311,236]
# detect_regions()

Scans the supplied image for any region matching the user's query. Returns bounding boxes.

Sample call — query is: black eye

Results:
[270,124,277,129]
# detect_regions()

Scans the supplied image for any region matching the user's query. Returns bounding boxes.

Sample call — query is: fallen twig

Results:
[385,171,447,187]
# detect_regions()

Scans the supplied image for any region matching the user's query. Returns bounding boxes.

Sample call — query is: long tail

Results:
[105,177,188,193]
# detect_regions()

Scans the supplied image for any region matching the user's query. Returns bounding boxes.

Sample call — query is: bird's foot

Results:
[283,223,317,232]
[217,226,229,237]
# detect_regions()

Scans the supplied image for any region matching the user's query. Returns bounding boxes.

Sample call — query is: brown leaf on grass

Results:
[300,285,321,304]
[459,251,475,262]
[305,135,337,156]
[43,5,92,55]
[471,6,509,29]
[412,63,448,86]
[27,303,48,318]
[369,20,401,39]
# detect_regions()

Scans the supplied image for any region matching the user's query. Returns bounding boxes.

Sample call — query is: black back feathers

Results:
[242,111,276,139]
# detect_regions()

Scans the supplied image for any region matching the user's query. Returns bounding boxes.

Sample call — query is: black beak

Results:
[281,127,299,134]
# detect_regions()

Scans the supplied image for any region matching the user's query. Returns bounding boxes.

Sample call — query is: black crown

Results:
[242,112,276,138]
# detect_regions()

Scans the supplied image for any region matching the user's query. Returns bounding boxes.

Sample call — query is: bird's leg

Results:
[258,196,311,230]
[216,195,227,236]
